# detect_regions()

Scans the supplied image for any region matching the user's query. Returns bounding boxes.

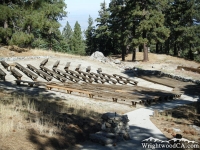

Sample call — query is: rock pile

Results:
[90,112,130,145]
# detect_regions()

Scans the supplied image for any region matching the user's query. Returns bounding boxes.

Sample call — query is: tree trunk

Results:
[142,30,148,62]
[122,45,125,61]
[143,43,148,62]
[132,47,136,61]
[189,44,193,60]
[156,43,159,53]
[174,43,177,56]
[160,44,163,53]
[165,39,169,54]
[4,20,9,44]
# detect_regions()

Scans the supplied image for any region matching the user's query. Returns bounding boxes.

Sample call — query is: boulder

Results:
[90,51,108,62]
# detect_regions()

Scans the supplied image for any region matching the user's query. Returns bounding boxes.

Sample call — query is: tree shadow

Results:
[0,81,102,149]
[79,125,168,150]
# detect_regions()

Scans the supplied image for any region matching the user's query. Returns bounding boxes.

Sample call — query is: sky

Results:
[59,0,110,32]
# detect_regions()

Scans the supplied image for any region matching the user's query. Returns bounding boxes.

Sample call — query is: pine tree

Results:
[95,1,113,56]
[62,21,73,52]
[70,21,85,55]
[85,15,95,55]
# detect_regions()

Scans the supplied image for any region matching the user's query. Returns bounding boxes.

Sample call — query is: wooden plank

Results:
[113,74,138,85]
[1,61,9,70]
[40,58,48,67]
[27,64,53,81]
[77,70,105,83]
[40,66,67,82]
[46,84,94,98]
[11,69,22,80]
[53,68,80,82]
[15,63,38,81]
[0,68,6,81]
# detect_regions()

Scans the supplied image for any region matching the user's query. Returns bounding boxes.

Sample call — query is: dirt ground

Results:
[0,47,200,149]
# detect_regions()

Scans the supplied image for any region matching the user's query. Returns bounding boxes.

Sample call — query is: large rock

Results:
[90,51,108,63]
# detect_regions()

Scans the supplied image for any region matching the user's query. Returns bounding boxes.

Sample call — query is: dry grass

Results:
[0,91,105,150]
[151,102,200,142]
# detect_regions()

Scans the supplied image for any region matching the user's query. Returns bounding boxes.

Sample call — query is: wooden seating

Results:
[64,68,93,83]
[75,64,81,71]
[11,69,22,80]
[86,66,91,73]
[53,60,60,69]
[53,68,80,82]
[0,68,6,81]
[77,70,105,84]
[15,63,38,81]
[113,74,138,85]
[40,58,48,67]
[46,84,94,98]
[40,66,67,82]
[15,80,38,87]
[1,61,9,70]
[27,64,53,81]
[90,72,117,84]
[64,62,71,70]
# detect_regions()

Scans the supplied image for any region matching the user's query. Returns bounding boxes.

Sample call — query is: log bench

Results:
[113,74,138,85]
[11,69,22,80]
[64,68,93,83]
[39,58,48,67]
[15,80,39,87]
[64,62,71,70]
[46,84,94,98]
[40,66,67,82]
[0,68,6,81]
[15,63,38,81]
[52,60,60,69]
[90,72,117,84]
[53,68,80,82]
[1,61,9,71]
[27,64,53,81]
[77,70,105,84]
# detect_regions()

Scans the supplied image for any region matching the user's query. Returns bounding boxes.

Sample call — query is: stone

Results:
[175,134,182,139]
[114,59,121,64]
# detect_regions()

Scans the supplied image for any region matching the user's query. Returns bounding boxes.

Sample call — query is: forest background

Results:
[0,0,200,62]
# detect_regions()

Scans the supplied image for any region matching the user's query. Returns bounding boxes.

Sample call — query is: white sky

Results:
[59,0,110,32]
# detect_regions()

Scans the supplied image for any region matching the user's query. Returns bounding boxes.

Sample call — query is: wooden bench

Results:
[90,72,117,84]
[15,80,38,87]
[77,70,105,84]
[46,84,94,98]
[52,60,60,69]
[39,58,48,67]
[53,68,80,82]
[40,66,67,82]
[15,63,38,81]
[0,68,6,81]
[1,61,9,71]
[75,64,81,71]
[86,66,91,73]
[64,62,71,70]
[113,74,138,85]
[27,64,53,81]
[11,69,22,80]
[65,69,93,83]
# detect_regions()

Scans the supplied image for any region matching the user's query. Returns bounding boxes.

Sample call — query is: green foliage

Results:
[9,31,34,46]
[85,15,95,55]
[69,21,85,55]
[0,0,67,51]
